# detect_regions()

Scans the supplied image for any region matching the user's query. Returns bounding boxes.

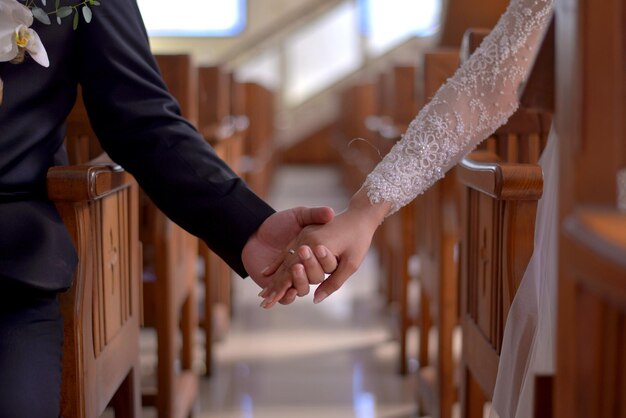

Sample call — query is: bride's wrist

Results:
[347,187,392,227]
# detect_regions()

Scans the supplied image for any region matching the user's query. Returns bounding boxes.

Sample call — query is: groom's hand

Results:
[242,206,335,303]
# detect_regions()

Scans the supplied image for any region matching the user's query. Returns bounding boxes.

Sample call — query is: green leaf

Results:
[32,7,51,25]
[56,16,61,24]
[41,0,46,6]
[92,1,101,5]
[82,5,92,23]
[72,10,79,30]
[55,0,60,10]
[56,6,72,18]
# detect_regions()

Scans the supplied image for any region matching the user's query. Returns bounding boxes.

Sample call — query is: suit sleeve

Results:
[75,0,275,277]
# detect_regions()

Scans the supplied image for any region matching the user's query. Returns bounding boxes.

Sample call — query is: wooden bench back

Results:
[144,54,199,417]
[337,82,379,191]
[457,24,555,416]
[458,152,543,414]
[198,66,230,136]
[64,90,103,164]
[49,155,141,417]
[242,82,275,197]
[155,54,198,128]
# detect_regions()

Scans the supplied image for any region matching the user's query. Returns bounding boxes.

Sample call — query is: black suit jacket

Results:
[0,0,275,291]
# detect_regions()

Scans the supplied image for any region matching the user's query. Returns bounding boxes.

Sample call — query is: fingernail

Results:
[300,247,312,260]
[260,295,274,308]
[261,266,269,275]
[258,289,265,297]
[262,292,276,307]
[315,246,327,258]
[314,291,328,304]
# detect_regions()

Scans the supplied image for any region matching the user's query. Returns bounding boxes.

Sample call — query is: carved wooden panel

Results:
[466,190,497,347]
[92,186,134,354]
[49,164,141,418]
[458,153,542,404]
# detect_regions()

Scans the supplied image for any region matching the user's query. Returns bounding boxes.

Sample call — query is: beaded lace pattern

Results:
[364,0,554,214]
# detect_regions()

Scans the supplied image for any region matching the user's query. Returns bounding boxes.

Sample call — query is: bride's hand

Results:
[258,189,391,308]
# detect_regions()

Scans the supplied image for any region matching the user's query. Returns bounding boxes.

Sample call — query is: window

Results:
[284,2,362,106]
[137,0,246,37]
[359,0,440,55]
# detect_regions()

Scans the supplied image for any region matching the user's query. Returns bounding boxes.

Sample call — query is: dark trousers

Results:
[0,280,63,418]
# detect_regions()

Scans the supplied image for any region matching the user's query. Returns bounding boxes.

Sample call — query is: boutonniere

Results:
[0,0,100,105]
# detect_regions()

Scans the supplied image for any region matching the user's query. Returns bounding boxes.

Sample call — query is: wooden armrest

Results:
[457,151,543,200]
[564,209,626,270]
[47,161,131,202]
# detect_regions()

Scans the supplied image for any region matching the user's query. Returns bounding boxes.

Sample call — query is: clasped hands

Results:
[242,188,391,309]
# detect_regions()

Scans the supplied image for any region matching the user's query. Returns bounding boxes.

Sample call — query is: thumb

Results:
[295,206,335,227]
[261,240,297,277]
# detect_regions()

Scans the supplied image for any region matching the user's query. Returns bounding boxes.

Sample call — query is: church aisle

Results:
[197,165,418,418]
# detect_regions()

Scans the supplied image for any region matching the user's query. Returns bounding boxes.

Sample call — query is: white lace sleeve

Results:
[364,0,554,214]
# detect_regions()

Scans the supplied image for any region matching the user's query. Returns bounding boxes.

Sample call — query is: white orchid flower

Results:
[0,0,49,67]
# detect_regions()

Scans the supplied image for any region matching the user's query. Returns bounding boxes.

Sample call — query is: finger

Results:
[279,287,298,305]
[295,206,334,227]
[260,279,292,309]
[313,245,338,274]
[313,259,357,304]
[291,263,310,297]
[298,246,325,285]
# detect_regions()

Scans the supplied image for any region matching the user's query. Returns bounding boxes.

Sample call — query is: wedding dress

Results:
[363,0,555,417]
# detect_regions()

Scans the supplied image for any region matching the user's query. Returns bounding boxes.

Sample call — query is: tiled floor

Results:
[138,165,419,418]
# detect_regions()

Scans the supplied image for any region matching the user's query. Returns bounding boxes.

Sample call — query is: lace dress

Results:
[364,0,553,213]
[363,1,555,417]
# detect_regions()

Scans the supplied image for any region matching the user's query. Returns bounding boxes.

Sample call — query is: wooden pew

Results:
[52,108,142,417]
[242,82,275,198]
[457,151,543,417]
[557,212,626,418]
[555,0,626,416]
[227,72,248,177]
[414,48,462,418]
[455,24,555,416]
[336,82,379,193]
[196,65,230,377]
[143,54,199,418]
[198,66,251,375]
[364,67,421,374]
